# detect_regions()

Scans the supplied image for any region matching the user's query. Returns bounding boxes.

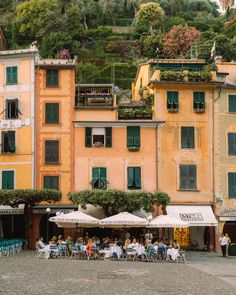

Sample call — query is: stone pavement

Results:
[0,251,236,295]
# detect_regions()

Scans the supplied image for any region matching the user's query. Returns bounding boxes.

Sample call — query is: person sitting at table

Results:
[58,235,65,244]
[36,237,50,259]
[86,239,96,258]
[173,240,180,250]
[124,238,131,250]
[158,239,167,249]
[130,239,139,252]
[100,238,110,250]
[49,236,58,245]
[94,237,101,248]
[154,241,158,252]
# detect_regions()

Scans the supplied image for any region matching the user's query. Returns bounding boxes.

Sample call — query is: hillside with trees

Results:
[0,0,235,89]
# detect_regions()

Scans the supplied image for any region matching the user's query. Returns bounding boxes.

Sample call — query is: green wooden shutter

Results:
[228,133,236,155]
[127,167,134,188]
[229,173,236,198]
[6,67,18,84]
[45,140,59,163]
[44,176,51,189]
[92,168,100,187]
[229,95,236,113]
[53,104,59,123]
[133,127,140,148]
[2,171,14,189]
[189,165,196,189]
[188,127,194,148]
[46,70,58,87]
[15,99,19,118]
[2,132,8,152]
[194,92,205,109]
[180,165,188,190]
[181,127,188,148]
[8,131,15,152]
[6,67,11,84]
[12,67,18,84]
[167,91,179,109]
[105,127,112,147]
[100,167,107,188]
[127,127,133,148]
[134,167,141,189]
[45,103,59,124]
[85,127,92,147]
[51,176,59,190]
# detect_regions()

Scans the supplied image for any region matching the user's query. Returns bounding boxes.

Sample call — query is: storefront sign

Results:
[32,209,74,214]
[0,209,24,215]
[179,213,203,222]
[174,227,190,247]
[219,216,236,221]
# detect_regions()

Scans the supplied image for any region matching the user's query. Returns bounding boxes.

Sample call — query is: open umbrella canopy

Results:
[49,211,99,227]
[99,211,148,228]
[148,214,189,228]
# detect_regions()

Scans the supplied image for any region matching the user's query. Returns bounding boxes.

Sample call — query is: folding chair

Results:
[125,248,137,261]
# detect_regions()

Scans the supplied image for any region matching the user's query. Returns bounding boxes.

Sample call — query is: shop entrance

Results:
[223,221,236,243]
[39,214,64,242]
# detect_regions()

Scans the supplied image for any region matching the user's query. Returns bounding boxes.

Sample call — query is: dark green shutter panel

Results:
[85,127,92,147]
[127,127,133,148]
[51,176,59,190]
[228,133,236,155]
[44,176,51,189]
[53,104,59,123]
[2,171,14,189]
[127,167,134,188]
[188,127,194,148]
[91,168,99,187]
[189,165,196,189]
[15,99,19,118]
[100,168,107,188]
[53,70,58,86]
[229,173,236,198]
[6,67,11,84]
[8,131,15,152]
[134,167,141,189]
[181,127,188,148]
[105,127,112,147]
[46,103,59,124]
[133,127,140,148]
[229,95,236,113]
[45,104,51,123]
[12,67,18,84]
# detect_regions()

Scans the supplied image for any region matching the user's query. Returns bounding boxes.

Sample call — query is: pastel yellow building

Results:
[0,45,38,237]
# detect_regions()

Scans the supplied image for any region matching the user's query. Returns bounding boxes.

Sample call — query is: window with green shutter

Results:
[181,127,195,149]
[167,91,179,112]
[127,167,141,189]
[127,126,140,150]
[44,176,59,190]
[6,99,21,119]
[91,167,107,189]
[46,69,59,87]
[2,171,14,189]
[228,133,236,156]
[228,173,236,198]
[6,66,18,85]
[45,103,59,124]
[193,92,205,112]
[229,95,236,113]
[45,140,59,164]
[2,131,15,153]
[180,165,197,190]
[105,127,112,147]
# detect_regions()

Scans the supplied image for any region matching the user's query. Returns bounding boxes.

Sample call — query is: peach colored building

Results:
[0,45,38,237]
[133,59,220,250]
[31,57,77,245]
[73,84,161,218]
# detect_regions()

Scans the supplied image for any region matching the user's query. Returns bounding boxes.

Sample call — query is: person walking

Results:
[219,233,228,257]
[225,233,231,256]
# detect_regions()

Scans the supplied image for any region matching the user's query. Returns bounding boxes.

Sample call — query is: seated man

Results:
[35,237,50,259]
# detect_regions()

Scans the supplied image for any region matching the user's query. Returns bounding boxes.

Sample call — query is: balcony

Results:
[159,70,213,83]
[75,84,115,109]
[118,107,152,120]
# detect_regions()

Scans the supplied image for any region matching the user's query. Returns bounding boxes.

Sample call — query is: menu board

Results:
[174,227,190,247]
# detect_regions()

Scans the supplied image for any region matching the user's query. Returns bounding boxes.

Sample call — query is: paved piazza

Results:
[1,251,236,295]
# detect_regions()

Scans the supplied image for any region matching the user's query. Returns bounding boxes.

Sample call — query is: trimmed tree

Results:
[0,189,61,240]
[163,25,200,57]
[69,189,170,217]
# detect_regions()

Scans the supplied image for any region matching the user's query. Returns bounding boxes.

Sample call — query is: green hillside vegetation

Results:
[0,0,236,89]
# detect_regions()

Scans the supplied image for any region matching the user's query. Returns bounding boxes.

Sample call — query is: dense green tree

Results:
[76,0,99,30]
[136,2,164,33]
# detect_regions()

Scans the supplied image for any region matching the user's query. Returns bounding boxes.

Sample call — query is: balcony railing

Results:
[75,94,114,108]
[118,107,152,120]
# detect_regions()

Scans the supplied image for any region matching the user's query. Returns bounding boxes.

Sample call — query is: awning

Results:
[0,205,24,215]
[167,205,217,226]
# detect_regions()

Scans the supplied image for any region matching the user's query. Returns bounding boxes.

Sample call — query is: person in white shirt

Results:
[219,233,228,257]
[130,239,139,252]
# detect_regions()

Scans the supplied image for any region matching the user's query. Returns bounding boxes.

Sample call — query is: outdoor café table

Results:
[167,248,179,261]
[110,246,122,259]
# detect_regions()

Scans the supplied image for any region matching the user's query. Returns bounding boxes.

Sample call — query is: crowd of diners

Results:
[35,233,182,261]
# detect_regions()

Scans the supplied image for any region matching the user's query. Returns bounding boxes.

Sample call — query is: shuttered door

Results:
[228,133,236,155]
[105,127,112,147]
[229,173,236,198]
[2,171,14,189]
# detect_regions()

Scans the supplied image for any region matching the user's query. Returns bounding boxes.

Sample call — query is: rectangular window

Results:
[6,99,20,119]
[1,131,15,153]
[6,66,18,85]
[45,140,59,164]
[85,127,112,148]
[44,176,59,190]
[180,165,197,190]
[181,127,195,149]
[167,91,179,111]
[2,171,14,189]
[127,126,140,150]
[228,133,236,156]
[127,167,141,189]
[193,92,205,112]
[228,173,236,198]
[91,167,107,189]
[45,103,59,124]
[229,95,236,113]
[46,69,59,87]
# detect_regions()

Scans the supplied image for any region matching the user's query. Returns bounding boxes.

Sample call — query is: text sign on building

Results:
[179,213,203,221]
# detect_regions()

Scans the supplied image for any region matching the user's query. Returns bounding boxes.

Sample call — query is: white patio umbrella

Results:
[99,211,148,228]
[49,211,99,228]
[148,214,189,228]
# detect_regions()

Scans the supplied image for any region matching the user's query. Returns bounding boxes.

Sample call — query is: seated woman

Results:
[58,235,65,244]
[86,239,96,258]
[49,236,58,245]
